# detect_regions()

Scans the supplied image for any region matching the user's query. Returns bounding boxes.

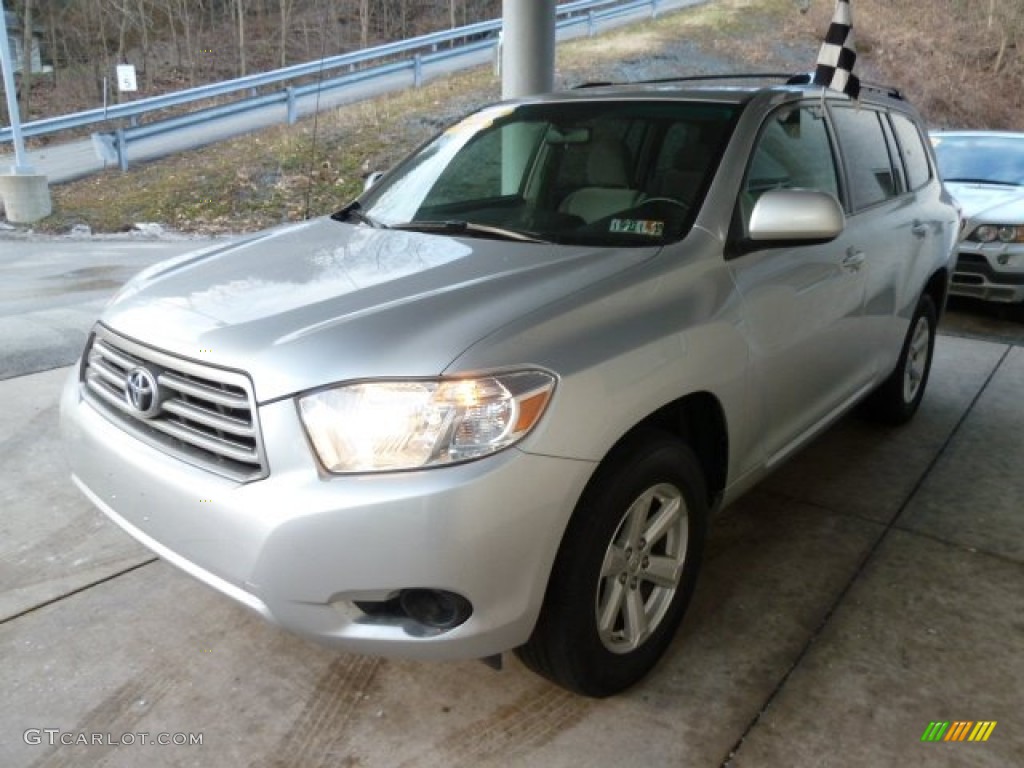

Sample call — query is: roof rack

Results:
[785,72,904,100]
[573,72,904,100]
[573,72,797,89]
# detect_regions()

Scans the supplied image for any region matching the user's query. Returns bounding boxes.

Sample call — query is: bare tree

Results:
[135,0,153,88]
[18,0,36,117]
[235,0,247,76]
[279,0,294,67]
[359,0,370,49]
[171,0,198,84]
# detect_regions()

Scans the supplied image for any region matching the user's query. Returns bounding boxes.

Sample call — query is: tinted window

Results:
[891,113,931,191]
[741,105,839,230]
[832,107,898,211]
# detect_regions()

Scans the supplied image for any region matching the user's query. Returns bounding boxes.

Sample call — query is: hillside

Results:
[10,0,1024,234]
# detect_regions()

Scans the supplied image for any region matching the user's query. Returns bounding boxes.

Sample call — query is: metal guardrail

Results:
[2,0,675,171]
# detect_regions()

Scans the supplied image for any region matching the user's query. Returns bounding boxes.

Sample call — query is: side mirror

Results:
[363,170,385,192]
[748,188,844,242]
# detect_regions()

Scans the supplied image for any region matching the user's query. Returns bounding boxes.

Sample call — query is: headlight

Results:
[298,370,556,473]
[969,224,1024,243]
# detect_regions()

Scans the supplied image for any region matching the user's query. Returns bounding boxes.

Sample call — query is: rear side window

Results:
[831,107,898,211]
[891,113,932,191]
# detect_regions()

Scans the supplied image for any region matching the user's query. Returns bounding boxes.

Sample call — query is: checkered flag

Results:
[813,0,861,99]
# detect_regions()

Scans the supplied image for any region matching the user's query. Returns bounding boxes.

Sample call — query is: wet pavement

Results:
[0,236,230,380]
[0,236,1021,767]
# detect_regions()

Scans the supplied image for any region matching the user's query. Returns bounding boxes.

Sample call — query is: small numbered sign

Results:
[116,64,138,92]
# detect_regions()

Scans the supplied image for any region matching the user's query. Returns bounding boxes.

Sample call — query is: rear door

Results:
[843,108,947,367]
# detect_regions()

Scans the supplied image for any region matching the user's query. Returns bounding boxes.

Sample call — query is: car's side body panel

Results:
[61,81,958,672]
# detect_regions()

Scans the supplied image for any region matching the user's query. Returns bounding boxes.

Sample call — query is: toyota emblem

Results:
[124,367,161,418]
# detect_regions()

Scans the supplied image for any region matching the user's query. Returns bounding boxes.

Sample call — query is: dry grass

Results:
[27,0,1024,235]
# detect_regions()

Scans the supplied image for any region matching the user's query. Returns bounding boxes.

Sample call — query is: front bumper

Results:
[61,368,594,660]
[949,242,1024,303]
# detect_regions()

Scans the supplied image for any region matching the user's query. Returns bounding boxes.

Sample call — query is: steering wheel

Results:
[638,196,690,211]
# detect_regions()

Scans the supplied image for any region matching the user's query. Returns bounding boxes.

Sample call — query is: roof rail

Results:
[574,72,798,89]
[786,72,904,100]
[574,72,904,100]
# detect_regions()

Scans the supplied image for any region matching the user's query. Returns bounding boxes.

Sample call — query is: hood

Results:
[102,217,655,401]
[945,182,1024,223]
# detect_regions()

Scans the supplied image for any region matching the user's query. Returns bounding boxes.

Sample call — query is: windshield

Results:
[354,100,739,246]
[932,134,1024,186]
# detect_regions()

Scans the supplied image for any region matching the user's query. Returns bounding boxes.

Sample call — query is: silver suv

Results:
[62,75,958,697]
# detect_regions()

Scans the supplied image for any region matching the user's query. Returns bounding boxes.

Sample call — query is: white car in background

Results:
[932,131,1024,304]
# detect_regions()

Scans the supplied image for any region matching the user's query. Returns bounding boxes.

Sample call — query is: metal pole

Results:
[501,0,555,99]
[0,1,34,173]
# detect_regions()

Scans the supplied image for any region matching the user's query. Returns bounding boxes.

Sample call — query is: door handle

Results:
[911,220,928,238]
[841,248,865,272]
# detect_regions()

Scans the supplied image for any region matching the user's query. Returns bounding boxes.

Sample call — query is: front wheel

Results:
[864,293,937,424]
[516,432,708,697]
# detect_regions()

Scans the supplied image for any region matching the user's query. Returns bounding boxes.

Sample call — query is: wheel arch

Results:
[592,391,729,512]
[923,265,951,316]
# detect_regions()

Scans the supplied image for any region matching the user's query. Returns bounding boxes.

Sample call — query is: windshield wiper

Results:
[390,220,549,243]
[944,177,1021,186]
[331,201,387,228]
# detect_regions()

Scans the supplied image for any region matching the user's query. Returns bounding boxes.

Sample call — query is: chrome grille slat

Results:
[159,371,250,408]
[92,338,142,372]
[146,418,260,463]
[161,399,255,438]
[80,326,267,482]
[85,372,135,412]
[88,355,131,390]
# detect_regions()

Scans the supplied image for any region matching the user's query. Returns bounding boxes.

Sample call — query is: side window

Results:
[831,107,899,211]
[891,112,932,191]
[741,105,839,229]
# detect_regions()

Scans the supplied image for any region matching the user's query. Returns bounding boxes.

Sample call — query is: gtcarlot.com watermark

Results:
[24,729,203,747]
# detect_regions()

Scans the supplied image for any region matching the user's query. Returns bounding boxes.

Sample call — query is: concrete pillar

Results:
[0,174,53,223]
[501,0,556,99]
[1,3,52,223]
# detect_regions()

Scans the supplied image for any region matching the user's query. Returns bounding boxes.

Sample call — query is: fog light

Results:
[399,589,473,629]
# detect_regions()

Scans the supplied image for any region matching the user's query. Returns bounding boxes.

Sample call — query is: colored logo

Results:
[921,721,997,742]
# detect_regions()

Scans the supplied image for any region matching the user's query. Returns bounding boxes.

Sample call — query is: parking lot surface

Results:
[0,237,1021,767]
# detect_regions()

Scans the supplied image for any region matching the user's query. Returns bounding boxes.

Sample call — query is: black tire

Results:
[864,293,937,425]
[516,431,708,697]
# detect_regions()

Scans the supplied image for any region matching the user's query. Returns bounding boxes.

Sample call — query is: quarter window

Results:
[831,107,899,211]
[891,113,932,191]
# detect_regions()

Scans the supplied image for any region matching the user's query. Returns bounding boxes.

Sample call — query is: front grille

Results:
[952,273,984,285]
[956,253,987,267]
[81,325,267,482]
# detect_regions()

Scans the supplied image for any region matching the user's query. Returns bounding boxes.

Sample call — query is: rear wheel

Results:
[516,431,708,697]
[864,293,937,424]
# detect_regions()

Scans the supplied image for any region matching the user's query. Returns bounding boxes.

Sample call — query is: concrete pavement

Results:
[0,239,1020,766]
[0,236,227,380]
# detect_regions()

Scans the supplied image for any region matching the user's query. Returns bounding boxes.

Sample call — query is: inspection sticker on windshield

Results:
[610,219,664,237]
